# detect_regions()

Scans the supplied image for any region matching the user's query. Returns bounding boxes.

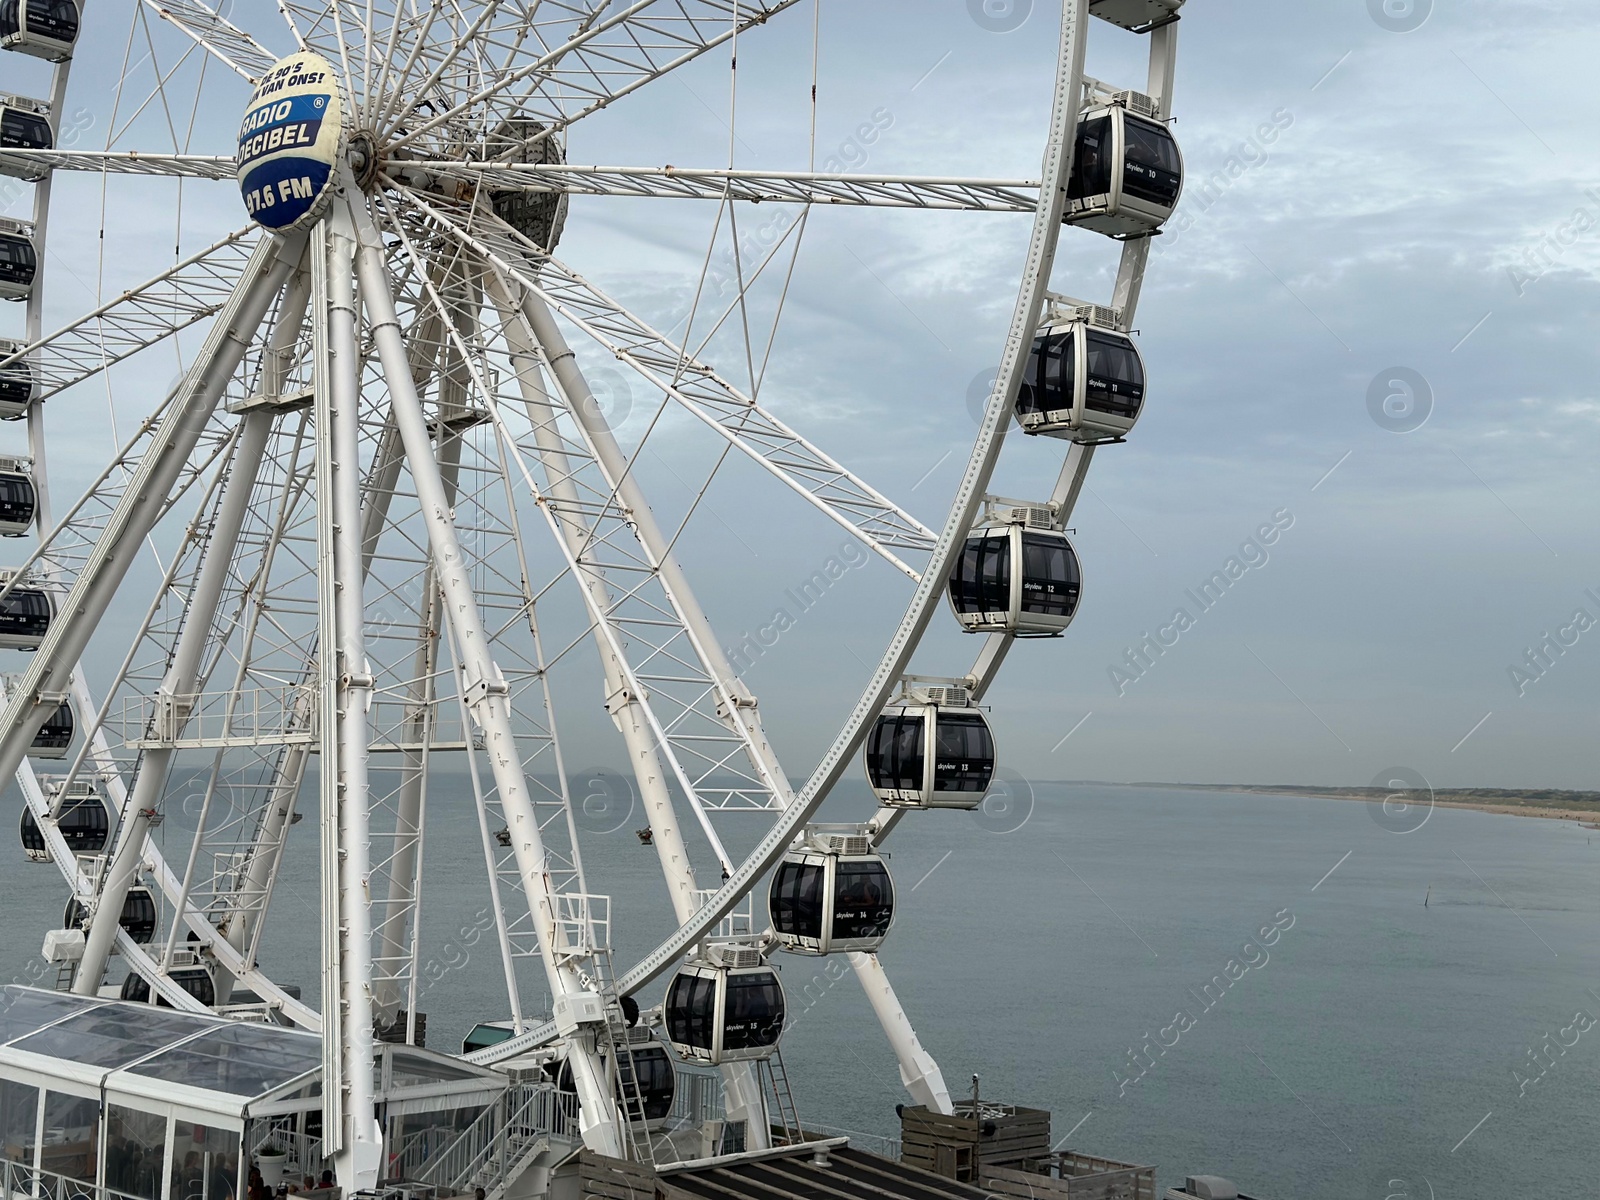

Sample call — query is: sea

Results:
[4,781,1595,1200]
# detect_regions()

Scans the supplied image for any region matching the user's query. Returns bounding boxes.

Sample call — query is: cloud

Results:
[8,2,1597,790]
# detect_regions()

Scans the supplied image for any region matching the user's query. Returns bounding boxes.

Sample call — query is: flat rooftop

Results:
[657,1143,1004,1200]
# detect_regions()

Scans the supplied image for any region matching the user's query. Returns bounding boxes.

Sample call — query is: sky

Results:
[3,0,1597,793]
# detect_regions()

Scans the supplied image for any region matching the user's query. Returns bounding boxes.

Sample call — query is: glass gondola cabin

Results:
[0,96,52,179]
[462,1020,516,1055]
[770,842,895,955]
[1065,103,1182,237]
[0,0,80,61]
[0,456,36,535]
[664,955,784,1065]
[0,218,37,301]
[19,783,108,862]
[553,1032,677,1128]
[866,689,996,810]
[64,885,158,944]
[1015,313,1146,443]
[0,570,53,648]
[0,340,38,419]
[619,1038,676,1126]
[28,698,72,758]
[949,509,1083,637]
[120,965,217,1007]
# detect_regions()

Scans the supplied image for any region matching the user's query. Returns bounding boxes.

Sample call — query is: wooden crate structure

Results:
[980,1152,1157,1200]
[578,1150,662,1200]
[899,1104,1051,1182]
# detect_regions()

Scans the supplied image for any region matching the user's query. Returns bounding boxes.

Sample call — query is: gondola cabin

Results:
[0,339,38,418]
[553,1031,677,1128]
[28,697,72,758]
[0,569,53,648]
[0,95,52,178]
[462,1020,516,1055]
[119,964,217,1007]
[1065,100,1182,238]
[0,0,80,61]
[770,834,895,955]
[19,781,108,862]
[866,683,996,810]
[949,502,1083,636]
[1015,308,1146,442]
[1089,0,1185,31]
[619,1037,676,1126]
[0,217,37,301]
[487,117,568,250]
[64,885,157,944]
[0,456,36,535]
[664,949,784,1065]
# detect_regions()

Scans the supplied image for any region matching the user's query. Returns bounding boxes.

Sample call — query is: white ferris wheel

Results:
[0,0,1186,1188]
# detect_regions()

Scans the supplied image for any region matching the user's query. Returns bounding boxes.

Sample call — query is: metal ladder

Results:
[762,1046,802,1146]
[590,948,657,1167]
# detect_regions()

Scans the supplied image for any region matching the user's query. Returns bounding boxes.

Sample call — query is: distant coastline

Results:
[1053,781,1600,824]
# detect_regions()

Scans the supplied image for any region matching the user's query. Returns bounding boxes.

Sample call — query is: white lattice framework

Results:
[0,0,1188,1190]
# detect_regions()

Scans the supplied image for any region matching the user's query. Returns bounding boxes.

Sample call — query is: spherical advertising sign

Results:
[236,52,345,231]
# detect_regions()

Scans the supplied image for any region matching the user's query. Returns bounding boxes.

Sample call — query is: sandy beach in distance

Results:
[1066,782,1600,825]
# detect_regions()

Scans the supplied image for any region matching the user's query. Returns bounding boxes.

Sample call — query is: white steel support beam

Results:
[489,271,773,1150]
[213,272,317,989]
[316,208,383,1190]
[73,409,278,996]
[348,194,623,1159]
[471,0,1095,1066]
[484,271,706,924]
[848,953,952,1112]
[381,0,803,154]
[517,290,797,813]
[367,297,452,1024]
[92,261,312,1004]
[0,233,303,805]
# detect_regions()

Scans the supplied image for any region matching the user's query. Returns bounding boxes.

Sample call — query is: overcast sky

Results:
[5,1,1597,793]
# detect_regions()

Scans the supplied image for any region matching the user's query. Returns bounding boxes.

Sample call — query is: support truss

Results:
[416,163,1040,212]
[375,1,805,153]
[392,188,938,577]
[1,227,257,401]
[139,0,283,84]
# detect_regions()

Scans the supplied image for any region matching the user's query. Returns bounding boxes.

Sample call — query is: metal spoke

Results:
[3,226,256,401]
[382,1,804,151]
[414,162,1042,211]
[138,0,283,84]
[391,187,938,576]
[0,150,237,178]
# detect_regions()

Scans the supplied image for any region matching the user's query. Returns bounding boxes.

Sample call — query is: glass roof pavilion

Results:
[0,987,510,1200]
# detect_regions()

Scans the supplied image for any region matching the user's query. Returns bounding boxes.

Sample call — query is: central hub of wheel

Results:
[347,130,382,192]
[236,50,346,232]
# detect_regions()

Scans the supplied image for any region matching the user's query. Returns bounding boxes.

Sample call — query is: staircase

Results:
[415,1083,557,1200]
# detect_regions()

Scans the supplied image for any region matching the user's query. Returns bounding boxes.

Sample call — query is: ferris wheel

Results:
[0,0,1187,1188]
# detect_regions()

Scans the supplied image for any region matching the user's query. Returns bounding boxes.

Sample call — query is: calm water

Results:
[5,782,1596,1200]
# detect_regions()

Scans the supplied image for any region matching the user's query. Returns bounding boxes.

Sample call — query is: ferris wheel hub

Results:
[235,51,346,232]
[347,130,381,192]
